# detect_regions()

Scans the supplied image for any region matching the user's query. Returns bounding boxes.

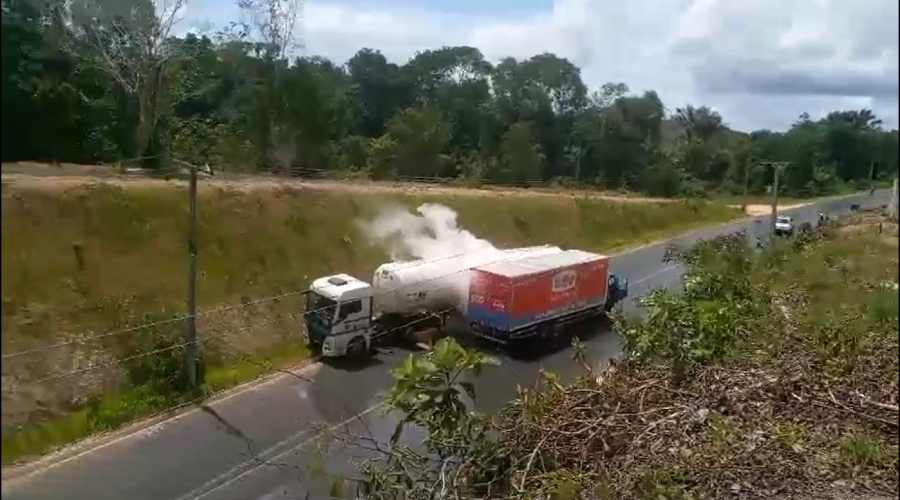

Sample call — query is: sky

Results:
[184,0,900,132]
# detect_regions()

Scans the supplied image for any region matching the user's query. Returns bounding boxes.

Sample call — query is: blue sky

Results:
[185,0,900,132]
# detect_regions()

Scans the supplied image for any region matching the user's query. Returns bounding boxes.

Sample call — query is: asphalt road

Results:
[2,190,892,500]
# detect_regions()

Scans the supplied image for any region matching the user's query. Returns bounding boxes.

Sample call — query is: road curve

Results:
[2,190,891,500]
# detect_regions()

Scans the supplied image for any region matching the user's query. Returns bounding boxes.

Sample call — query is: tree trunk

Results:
[134,66,162,166]
[135,93,152,160]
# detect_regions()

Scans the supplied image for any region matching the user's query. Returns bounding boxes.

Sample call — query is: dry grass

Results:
[741,203,812,216]
[494,213,898,499]
[0,172,740,462]
[1,162,678,202]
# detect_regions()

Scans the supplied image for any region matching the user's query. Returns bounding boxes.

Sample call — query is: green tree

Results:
[2,3,897,194]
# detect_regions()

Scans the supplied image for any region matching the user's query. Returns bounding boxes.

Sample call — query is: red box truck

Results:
[466,249,629,342]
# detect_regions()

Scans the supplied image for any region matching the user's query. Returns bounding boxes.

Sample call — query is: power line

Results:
[2,244,551,360]
[250,164,547,187]
[1,248,499,360]
[308,247,560,315]
[1,289,310,360]
[3,314,295,393]
[5,245,589,392]
[4,301,452,394]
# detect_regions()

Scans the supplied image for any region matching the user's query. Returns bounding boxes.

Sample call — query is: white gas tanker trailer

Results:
[304,245,560,357]
[303,245,629,358]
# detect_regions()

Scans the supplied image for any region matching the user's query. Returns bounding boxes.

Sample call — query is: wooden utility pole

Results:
[174,159,212,388]
[742,154,752,213]
[185,165,199,387]
[890,177,898,221]
[759,161,792,235]
[869,161,876,194]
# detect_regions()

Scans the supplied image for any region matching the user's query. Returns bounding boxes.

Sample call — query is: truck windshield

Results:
[306,292,337,324]
[777,216,791,223]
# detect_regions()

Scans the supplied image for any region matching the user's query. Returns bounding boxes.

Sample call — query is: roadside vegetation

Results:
[351,210,899,499]
[2,0,897,469]
[3,0,897,197]
[0,177,738,464]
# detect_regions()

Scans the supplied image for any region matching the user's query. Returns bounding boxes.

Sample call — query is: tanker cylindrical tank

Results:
[372,245,562,315]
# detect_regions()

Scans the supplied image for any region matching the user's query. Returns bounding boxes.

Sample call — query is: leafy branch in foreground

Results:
[357,338,507,499]
[353,216,897,499]
[615,231,771,385]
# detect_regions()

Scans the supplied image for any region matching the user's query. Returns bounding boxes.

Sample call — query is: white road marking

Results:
[180,263,685,499]
[180,403,386,500]
[9,195,874,494]
[1,362,323,488]
[0,223,709,496]
[629,265,679,287]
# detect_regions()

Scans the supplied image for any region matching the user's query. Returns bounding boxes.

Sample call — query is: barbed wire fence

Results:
[1,154,583,469]
[4,154,584,190]
[0,241,573,469]
[3,243,564,386]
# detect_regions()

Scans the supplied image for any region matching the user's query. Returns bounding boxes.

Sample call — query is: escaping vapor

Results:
[357,203,497,261]
[358,203,563,316]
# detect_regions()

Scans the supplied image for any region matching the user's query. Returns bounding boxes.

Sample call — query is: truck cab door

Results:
[607,275,629,307]
[331,297,372,336]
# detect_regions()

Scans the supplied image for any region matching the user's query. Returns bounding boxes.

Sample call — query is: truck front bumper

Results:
[320,337,342,357]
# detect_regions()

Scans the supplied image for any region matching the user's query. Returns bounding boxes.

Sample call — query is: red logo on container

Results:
[552,270,577,293]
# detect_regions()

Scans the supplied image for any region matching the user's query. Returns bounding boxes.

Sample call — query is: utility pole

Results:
[759,161,791,235]
[185,164,199,387]
[570,136,583,183]
[869,161,876,194]
[742,154,752,213]
[738,138,750,213]
[743,159,750,199]
[890,177,898,221]
[175,159,211,388]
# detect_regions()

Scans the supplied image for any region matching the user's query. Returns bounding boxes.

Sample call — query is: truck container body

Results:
[372,245,562,315]
[466,250,610,338]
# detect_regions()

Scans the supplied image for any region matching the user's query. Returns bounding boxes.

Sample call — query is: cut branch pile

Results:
[497,343,898,499]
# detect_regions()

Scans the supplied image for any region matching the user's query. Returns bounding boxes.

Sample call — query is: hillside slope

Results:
[0,172,740,460]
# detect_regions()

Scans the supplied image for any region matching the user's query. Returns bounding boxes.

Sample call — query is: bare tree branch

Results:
[48,0,190,156]
[237,0,302,60]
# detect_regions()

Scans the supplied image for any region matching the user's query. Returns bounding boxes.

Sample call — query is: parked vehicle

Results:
[774,215,795,236]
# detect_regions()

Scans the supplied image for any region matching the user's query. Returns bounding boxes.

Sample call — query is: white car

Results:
[774,215,794,236]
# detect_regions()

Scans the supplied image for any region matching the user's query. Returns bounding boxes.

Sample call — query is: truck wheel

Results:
[347,336,368,358]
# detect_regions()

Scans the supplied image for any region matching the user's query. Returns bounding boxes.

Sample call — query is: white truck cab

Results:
[305,274,375,357]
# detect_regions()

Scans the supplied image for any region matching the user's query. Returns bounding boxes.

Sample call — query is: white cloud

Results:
[188,0,899,131]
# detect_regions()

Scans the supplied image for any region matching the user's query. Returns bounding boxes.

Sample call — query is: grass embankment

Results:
[0,175,740,465]
[490,212,899,498]
[360,211,898,499]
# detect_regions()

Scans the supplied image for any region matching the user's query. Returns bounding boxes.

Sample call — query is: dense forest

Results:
[2,0,898,197]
